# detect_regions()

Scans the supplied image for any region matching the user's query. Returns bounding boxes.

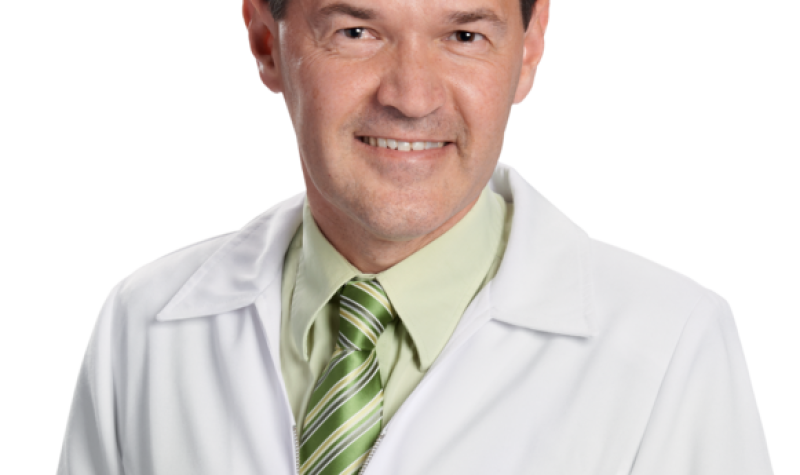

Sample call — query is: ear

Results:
[243,0,283,93]
[513,0,550,104]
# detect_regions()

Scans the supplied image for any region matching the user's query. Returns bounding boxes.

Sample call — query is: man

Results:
[58,0,773,473]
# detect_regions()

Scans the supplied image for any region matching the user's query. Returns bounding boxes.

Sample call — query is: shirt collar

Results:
[289,187,505,369]
[289,203,359,360]
[157,164,595,340]
[377,187,505,369]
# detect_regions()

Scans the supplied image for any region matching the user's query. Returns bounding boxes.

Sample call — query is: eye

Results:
[340,27,371,39]
[449,31,485,43]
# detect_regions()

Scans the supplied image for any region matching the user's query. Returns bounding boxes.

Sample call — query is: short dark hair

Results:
[263,0,538,29]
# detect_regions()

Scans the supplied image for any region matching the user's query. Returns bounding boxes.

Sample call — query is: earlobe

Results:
[244,0,283,93]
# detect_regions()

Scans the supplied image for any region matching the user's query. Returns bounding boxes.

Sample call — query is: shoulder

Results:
[588,239,730,346]
[590,239,707,301]
[103,193,305,326]
[112,232,234,322]
[81,232,238,372]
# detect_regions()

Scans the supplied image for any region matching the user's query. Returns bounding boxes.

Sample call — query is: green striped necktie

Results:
[299,279,396,475]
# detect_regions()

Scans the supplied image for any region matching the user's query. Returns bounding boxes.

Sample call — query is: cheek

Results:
[281,63,330,186]
[449,65,516,149]
[291,57,382,184]
[303,81,374,185]
[295,55,376,130]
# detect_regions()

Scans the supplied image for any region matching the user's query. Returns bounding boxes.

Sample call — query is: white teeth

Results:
[361,136,446,151]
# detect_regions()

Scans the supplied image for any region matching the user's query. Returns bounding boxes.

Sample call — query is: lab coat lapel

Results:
[156,194,305,393]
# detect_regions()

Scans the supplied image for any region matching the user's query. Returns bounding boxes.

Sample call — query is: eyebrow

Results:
[316,3,379,21]
[446,8,507,29]
[312,4,508,36]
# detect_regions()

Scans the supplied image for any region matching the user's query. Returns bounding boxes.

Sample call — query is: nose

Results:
[376,40,446,119]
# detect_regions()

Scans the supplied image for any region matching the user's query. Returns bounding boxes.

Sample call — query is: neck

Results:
[305,186,478,275]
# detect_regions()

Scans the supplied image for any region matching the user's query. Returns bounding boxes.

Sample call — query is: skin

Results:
[244,0,549,273]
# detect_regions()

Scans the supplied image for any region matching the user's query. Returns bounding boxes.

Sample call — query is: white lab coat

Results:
[58,164,772,474]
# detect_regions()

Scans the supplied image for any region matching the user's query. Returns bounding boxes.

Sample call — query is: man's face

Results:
[252,0,546,241]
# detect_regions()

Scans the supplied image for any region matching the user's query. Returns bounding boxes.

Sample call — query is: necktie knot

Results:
[336,279,396,352]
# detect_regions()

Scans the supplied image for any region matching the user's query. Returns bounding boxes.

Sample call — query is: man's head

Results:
[244,0,549,265]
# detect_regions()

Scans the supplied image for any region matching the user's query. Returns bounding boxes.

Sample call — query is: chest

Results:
[115,304,663,475]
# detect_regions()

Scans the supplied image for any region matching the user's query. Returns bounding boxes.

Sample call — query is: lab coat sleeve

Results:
[57,282,125,475]
[629,291,773,474]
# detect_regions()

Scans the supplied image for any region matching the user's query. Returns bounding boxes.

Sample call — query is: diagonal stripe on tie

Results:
[299,279,396,475]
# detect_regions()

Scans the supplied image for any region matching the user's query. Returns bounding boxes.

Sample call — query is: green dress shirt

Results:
[280,187,512,427]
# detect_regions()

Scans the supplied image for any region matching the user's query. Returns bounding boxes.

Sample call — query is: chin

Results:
[347,194,459,242]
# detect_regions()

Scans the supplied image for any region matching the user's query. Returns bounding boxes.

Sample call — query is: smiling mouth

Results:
[358,136,448,152]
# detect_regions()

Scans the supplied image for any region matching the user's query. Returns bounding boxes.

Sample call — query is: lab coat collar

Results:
[157,194,304,321]
[157,164,595,338]
[488,165,595,337]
